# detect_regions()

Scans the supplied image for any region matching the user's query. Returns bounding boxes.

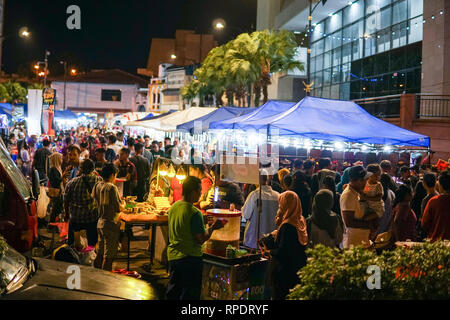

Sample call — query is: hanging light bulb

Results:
[167,163,176,178]
[176,166,187,181]
[158,162,168,176]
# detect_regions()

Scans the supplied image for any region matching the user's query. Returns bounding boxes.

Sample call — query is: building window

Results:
[343,0,364,26]
[392,0,407,24]
[326,11,343,34]
[365,0,391,14]
[392,22,407,49]
[408,0,423,19]
[101,89,122,102]
[408,16,423,44]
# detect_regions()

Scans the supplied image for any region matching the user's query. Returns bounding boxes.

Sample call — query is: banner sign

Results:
[42,88,56,110]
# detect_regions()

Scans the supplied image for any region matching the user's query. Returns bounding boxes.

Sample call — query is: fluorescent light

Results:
[334,142,345,151]
[383,145,392,153]
[348,1,353,5]
[328,13,334,17]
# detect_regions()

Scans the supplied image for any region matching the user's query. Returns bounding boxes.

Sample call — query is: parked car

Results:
[0,240,155,300]
[0,137,38,252]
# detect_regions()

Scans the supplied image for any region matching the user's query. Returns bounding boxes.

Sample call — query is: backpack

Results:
[52,244,81,264]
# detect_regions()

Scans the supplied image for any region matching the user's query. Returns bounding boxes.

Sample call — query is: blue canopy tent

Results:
[232,96,430,148]
[0,106,11,118]
[209,100,295,130]
[176,106,256,134]
[0,103,13,111]
[54,109,79,120]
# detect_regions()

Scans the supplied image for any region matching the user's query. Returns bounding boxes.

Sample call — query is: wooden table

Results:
[120,213,168,271]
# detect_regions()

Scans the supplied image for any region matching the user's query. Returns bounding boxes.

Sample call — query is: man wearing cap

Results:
[339,166,373,248]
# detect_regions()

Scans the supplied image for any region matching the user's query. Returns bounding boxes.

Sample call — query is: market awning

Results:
[113,112,150,122]
[233,96,430,148]
[209,100,295,130]
[137,109,177,122]
[129,107,216,132]
[176,106,256,134]
[126,110,177,127]
[54,109,78,120]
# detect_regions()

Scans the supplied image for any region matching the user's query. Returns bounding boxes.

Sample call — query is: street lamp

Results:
[35,50,50,87]
[18,27,31,39]
[70,68,77,76]
[212,19,226,31]
[0,26,32,73]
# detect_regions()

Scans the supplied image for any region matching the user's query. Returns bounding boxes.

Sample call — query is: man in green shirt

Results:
[166,176,224,300]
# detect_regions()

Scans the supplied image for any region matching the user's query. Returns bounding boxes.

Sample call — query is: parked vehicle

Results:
[0,137,39,252]
[0,240,155,300]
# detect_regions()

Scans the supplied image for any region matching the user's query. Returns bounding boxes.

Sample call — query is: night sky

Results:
[2,0,257,76]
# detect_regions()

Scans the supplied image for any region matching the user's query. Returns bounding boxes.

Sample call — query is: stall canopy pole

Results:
[257,143,262,247]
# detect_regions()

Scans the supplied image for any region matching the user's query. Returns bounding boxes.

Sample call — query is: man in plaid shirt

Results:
[64,159,102,249]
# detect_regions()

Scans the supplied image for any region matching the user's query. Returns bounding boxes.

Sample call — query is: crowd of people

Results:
[4,127,195,271]
[3,127,450,300]
[166,157,450,300]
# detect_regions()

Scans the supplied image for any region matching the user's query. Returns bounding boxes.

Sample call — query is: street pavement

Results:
[37,225,170,299]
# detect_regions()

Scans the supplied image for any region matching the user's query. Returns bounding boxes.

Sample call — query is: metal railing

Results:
[353,94,402,119]
[416,94,450,118]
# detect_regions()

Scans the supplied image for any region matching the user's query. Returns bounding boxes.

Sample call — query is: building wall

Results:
[148,80,166,112]
[257,0,281,30]
[146,38,176,77]
[421,0,450,95]
[51,82,138,114]
[144,30,217,77]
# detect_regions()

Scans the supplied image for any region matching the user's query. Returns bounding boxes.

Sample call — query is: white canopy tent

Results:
[125,107,216,132]
[113,112,150,123]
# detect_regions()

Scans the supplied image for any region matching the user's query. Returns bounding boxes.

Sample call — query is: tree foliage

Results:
[0,82,43,104]
[181,30,304,107]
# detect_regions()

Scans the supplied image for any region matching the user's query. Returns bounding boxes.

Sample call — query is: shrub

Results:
[288,241,449,300]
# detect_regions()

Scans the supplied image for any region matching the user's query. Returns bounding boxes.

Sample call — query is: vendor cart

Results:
[201,253,268,300]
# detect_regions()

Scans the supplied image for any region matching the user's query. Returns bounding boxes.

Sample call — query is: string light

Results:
[309,8,444,43]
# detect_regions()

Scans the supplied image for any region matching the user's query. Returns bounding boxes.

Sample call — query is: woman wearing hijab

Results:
[266,191,308,300]
[307,189,344,248]
[336,167,351,194]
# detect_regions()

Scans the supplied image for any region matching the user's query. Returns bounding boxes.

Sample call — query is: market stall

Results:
[54,109,79,130]
[176,106,255,134]
[132,107,216,132]
[208,97,431,169]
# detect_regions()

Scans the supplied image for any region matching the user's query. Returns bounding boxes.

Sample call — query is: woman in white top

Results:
[20,144,32,178]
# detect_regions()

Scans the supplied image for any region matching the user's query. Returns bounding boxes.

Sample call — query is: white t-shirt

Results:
[340,185,370,249]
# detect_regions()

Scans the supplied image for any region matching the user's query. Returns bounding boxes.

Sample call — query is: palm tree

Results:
[182,30,304,108]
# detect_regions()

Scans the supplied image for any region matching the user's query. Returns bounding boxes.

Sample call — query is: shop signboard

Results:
[220,156,260,185]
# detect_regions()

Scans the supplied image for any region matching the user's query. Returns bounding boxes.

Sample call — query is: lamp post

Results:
[60,61,67,110]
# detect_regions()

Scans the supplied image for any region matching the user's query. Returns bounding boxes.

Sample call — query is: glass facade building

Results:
[309,0,423,100]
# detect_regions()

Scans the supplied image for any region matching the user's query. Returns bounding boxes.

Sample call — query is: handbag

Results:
[258,233,277,250]
[47,187,61,198]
